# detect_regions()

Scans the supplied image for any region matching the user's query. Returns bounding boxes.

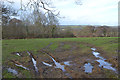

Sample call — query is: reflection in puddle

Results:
[64,61,71,66]
[92,51,100,58]
[7,68,18,75]
[45,55,72,78]
[15,64,29,70]
[92,52,105,60]
[96,59,116,71]
[32,58,38,72]
[16,53,20,56]
[27,51,38,72]
[91,48,117,72]
[49,56,66,72]
[42,62,52,67]
[84,63,93,73]
[27,51,31,56]
[91,48,96,51]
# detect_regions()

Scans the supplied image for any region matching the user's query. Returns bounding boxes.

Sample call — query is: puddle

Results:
[91,48,96,51]
[91,48,105,60]
[84,63,93,73]
[91,48,117,73]
[40,51,72,78]
[32,58,38,72]
[42,62,52,67]
[48,55,73,78]
[27,52,38,72]
[42,60,72,78]
[92,51,105,60]
[16,53,20,56]
[15,64,29,70]
[27,51,31,56]
[96,59,116,72]
[64,61,71,66]
[92,51,100,58]
[49,56,66,72]
[7,68,18,75]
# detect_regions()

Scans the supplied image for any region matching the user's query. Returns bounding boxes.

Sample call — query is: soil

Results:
[3,41,118,78]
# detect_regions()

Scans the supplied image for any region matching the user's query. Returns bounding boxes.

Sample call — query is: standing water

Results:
[92,52,105,60]
[7,68,18,75]
[15,64,29,70]
[91,48,117,72]
[42,62,52,67]
[32,58,38,72]
[16,53,21,56]
[27,52,38,72]
[49,56,66,72]
[84,63,93,73]
[64,61,71,66]
[91,48,96,51]
[43,54,72,78]
[96,59,116,72]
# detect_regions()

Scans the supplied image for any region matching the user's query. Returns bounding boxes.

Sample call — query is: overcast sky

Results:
[6,0,119,26]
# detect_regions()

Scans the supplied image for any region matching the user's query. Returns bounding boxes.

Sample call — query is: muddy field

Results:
[2,38,119,78]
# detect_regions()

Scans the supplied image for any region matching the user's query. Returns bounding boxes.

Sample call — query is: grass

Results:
[63,44,71,49]
[79,44,87,48]
[49,42,59,51]
[2,69,16,78]
[21,70,32,78]
[2,37,118,62]
[2,37,118,78]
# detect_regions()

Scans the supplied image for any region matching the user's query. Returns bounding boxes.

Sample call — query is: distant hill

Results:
[59,25,118,28]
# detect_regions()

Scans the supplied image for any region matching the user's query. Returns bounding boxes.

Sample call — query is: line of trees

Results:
[2,18,75,39]
[2,3,74,39]
[2,0,118,39]
[72,26,118,37]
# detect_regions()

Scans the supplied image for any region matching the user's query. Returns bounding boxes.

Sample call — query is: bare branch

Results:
[4,0,14,4]
[40,1,51,12]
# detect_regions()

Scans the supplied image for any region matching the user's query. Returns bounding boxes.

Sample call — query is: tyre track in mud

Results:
[4,41,118,78]
[43,41,118,78]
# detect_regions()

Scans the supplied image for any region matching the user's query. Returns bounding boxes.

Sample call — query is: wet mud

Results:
[4,41,118,78]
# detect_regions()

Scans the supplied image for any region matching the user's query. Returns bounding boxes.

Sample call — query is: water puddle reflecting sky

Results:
[32,58,38,72]
[91,48,96,51]
[27,52,38,72]
[15,64,29,70]
[64,61,71,66]
[43,54,72,78]
[42,62,52,67]
[96,59,116,72]
[7,68,18,75]
[49,56,66,72]
[16,53,20,56]
[92,52,105,60]
[84,63,93,73]
[91,48,117,73]
[42,60,71,68]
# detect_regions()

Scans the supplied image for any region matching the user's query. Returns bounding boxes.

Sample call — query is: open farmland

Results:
[2,37,119,78]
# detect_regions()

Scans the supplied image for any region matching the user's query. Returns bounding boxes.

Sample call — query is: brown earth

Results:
[4,41,118,78]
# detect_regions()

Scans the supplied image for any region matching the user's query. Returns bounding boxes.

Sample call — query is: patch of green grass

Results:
[79,44,87,48]
[3,70,16,78]
[21,70,32,78]
[63,44,71,49]
[103,69,118,78]
[2,38,57,63]
[49,42,58,51]
[3,37,118,63]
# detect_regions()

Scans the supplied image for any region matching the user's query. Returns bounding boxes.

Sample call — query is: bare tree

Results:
[2,0,83,39]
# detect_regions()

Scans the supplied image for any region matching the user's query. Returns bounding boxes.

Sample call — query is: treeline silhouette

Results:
[2,18,118,39]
